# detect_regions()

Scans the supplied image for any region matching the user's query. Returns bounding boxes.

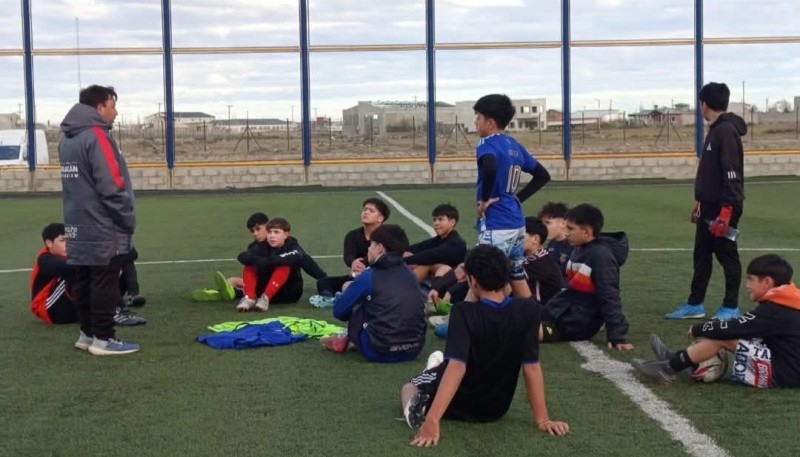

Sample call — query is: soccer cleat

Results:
[74,331,93,351]
[254,295,270,312]
[88,337,140,356]
[309,294,336,308]
[425,350,444,370]
[321,334,350,353]
[649,334,674,361]
[632,359,676,384]
[192,288,221,302]
[214,271,236,301]
[114,308,147,326]
[665,303,706,320]
[712,307,741,320]
[403,392,431,429]
[236,297,256,312]
[125,295,146,307]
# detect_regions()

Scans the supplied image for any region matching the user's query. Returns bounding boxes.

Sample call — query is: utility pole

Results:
[75,17,81,92]
[227,105,233,131]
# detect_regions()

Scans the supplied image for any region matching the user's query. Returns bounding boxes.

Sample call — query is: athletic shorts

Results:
[478,225,525,280]
[731,338,775,389]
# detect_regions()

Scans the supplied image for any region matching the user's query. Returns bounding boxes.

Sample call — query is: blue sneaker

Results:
[665,303,705,319]
[712,307,741,320]
[434,323,448,339]
[87,337,140,356]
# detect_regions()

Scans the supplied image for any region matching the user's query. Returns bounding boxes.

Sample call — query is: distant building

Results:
[570,109,623,123]
[144,112,215,127]
[628,106,695,126]
[455,98,547,132]
[342,101,455,138]
[212,118,288,133]
[0,113,23,129]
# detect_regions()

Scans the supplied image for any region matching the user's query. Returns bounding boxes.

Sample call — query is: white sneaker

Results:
[236,297,256,312]
[254,295,270,312]
[425,350,444,370]
[74,331,93,351]
[87,337,140,356]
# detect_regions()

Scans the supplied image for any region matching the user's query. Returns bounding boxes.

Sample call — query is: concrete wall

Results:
[2,152,800,193]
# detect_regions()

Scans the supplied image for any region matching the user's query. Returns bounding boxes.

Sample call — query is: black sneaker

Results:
[114,307,147,326]
[649,334,674,361]
[632,359,676,384]
[403,392,430,429]
[126,295,147,308]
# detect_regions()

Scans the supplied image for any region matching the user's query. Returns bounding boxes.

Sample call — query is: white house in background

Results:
[0,113,23,129]
[212,118,289,132]
[144,112,215,127]
[455,98,547,132]
[570,109,624,123]
[341,100,456,138]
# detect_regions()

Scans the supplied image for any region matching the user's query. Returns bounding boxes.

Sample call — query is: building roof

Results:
[212,118,286,126]
[149,112,215,119]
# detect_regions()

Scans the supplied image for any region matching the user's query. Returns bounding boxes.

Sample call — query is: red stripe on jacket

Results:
[30,248,54,325]
[93,126,124,189]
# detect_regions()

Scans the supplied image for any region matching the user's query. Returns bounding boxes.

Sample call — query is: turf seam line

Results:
[379,190,734,457]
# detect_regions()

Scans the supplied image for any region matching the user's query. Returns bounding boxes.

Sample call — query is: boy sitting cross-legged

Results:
[634,254,800,388]
[404,203,467,285]
[235,216,327,312]
[401,244,568,447]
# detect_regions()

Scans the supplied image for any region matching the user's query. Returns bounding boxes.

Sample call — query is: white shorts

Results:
[731,338,774,389]
[478,224,526,280]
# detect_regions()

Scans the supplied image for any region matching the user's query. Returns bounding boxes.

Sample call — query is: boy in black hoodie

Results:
[636,254,800,389]
[666,82,748,321]
[539,204,633,350]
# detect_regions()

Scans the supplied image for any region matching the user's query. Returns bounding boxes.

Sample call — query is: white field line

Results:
[380,190,733,457]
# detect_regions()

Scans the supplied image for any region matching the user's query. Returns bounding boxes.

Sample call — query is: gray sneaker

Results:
[403,392,431,429]
[114,308,147,326]
[88,337,140,356]
[632,359,676,384]
[236,297,256,312]
[649,334,674,361]
[254,295,270,312]
[74,331,93,351]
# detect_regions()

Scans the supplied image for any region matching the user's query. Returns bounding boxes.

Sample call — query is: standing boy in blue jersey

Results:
[474,94,551,298]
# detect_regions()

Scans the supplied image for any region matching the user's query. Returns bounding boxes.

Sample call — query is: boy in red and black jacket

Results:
[539,204,633,350]
[31,223,78,324]
[666,81,748,321]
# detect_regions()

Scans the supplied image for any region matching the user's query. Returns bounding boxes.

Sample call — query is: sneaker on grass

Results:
[114,308,147,326]
[74,331,93,351]
[631,359,676,384]
[236,297,256,312]
[649,333,674,361]
[88,337,140,356]
[664,303,705,320]
[712,306,741,320]
[125,294,146,307]
[403,392,430,429]
[214,271,236,301]
[254,295,270,312]
[192,288,221,302]
[309,294,337,308]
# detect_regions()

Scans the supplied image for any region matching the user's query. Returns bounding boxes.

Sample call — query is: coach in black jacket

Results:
[666,82,748,321]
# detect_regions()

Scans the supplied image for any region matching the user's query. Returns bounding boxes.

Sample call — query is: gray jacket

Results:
[59,104,135,266]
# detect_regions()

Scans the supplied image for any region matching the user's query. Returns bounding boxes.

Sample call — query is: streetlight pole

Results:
[227,104,233,131]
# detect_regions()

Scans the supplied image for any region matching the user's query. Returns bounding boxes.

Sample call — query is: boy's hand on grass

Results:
[607,342,634,350]
[538,419,570,436]
[410,418,440,447]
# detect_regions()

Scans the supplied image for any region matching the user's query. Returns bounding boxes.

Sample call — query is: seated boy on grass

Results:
[401,244,568,447]
[404,203,467,285]
[235,216,327,312]
[321,224,426,363]
[523,216,564,305]
[539,204,633,350]
[634,254,800,388]
[538,202,573,281]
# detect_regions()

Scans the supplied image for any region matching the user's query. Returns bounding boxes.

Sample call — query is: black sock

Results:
[668,350,697,372]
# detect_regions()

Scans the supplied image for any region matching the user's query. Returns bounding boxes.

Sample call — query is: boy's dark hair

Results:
[246,212,269,230]
[537,201,569,219]
[42,222,65,243]
[363,197,390,221]
[79,85,117,109]
[698,82,730,112]
[565,203,604,237]
[747,254,793,287]
[432,203,459,222]
[524,217,548,243]
[266,217,291,232]
[463,245,510,292]
[473,94,515,130]
[370,224,409,253]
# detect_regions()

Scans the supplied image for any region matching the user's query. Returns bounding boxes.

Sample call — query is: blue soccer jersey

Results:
[476,133,539,230]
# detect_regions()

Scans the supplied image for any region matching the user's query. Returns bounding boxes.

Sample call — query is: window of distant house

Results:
[532,106,538,113]
[520,106,530,113]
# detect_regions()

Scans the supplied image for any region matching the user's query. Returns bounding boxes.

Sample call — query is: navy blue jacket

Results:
[333,252,426,356]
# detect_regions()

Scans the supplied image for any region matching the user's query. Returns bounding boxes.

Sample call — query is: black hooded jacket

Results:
[695,112,747,206]
[542,232,630,344]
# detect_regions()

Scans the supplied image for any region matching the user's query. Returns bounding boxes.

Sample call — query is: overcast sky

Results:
[0,0,799,125]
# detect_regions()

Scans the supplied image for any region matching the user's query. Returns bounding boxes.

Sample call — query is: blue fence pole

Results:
[21,0,36,172]
[425,0,436,179]
[694,0,704,157]
[299,0,311,172]
[561,0,572,178]
[161,0,175,169]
